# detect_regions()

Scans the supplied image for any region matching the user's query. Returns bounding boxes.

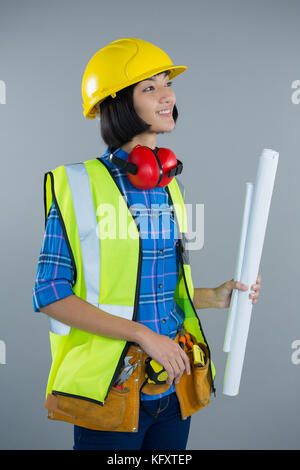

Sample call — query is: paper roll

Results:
[223,182,254,353]
[223,148,279,396]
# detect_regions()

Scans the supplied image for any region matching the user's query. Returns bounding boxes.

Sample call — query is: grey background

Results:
[0,0,299,450]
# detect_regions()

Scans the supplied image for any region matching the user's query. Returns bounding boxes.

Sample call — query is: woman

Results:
[33,38,261,450]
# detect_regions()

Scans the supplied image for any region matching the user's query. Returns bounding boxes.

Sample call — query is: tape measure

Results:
[192,344,206,367]
[145,357,169,385]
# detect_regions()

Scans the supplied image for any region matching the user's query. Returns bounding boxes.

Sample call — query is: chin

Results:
[156,129,173,136]
[155,123,175,133]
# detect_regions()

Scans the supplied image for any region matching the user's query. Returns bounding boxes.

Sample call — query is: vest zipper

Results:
[97,158,143,403]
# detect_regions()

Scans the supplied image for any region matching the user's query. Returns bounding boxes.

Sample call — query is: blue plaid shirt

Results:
[33,146,185,400]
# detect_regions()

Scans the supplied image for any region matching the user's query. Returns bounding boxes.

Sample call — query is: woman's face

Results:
[132,71,176,134]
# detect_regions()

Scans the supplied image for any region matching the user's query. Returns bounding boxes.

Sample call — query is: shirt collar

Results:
[103,146,129,161]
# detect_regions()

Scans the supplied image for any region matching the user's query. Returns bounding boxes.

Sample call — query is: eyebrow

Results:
[143,71,170,82]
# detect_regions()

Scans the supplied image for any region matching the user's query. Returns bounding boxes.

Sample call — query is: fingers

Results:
[165,357,180,385]
[235,273,262,304]
[249,290,259,303]
[165,359,184,385]
[165,362,175,385]
[250,274,261,303]
[235,282,248,291]
[174,350,191,384]
[181,349,192,376]
[144,334,192,386]
[235,274,261,291]
[165,347,191,385]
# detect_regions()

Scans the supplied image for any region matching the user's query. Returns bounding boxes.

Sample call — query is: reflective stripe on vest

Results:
[49,163,136,336]
[65,163,100,306]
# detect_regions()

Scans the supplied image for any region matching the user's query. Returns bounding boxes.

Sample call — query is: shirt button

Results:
[162,319,166,324]
[159,283,162,289]
[159,249,163,254]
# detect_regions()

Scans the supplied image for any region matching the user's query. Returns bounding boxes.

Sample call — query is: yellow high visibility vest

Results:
[43,157,216,405]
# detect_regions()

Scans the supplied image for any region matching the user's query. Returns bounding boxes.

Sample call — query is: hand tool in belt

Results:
[179,328,206,367]
[113,356,137,389]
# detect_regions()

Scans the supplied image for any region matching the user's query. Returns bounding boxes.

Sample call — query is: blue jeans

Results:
[73,392,191,450]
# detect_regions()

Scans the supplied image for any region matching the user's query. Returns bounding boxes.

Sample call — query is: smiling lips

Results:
[157,108,172,117]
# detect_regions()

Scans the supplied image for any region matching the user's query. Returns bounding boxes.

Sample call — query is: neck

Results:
[120,132,157,154]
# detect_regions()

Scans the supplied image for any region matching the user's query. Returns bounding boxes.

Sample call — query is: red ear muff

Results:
[155,147,182,188]
[127,145,162,190]
[109,145,183,190]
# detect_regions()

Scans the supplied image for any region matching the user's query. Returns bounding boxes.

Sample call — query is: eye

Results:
[143,81,173,92]
[143,86,154,92]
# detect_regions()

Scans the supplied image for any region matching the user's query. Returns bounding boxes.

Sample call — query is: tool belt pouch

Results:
[56,386,129,430]
[45,345,143,432]
[174,336,212,418]
[187,341,211,406]
[139,333,211,405]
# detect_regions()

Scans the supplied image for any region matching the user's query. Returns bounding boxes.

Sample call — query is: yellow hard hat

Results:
[81,37,187,119]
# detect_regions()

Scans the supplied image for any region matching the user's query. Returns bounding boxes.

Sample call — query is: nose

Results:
[158,86,175,105]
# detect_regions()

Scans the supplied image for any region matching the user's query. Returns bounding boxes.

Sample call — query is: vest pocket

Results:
[56,386,129,430]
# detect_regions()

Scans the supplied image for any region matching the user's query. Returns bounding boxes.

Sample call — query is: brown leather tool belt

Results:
[45,332,212,432]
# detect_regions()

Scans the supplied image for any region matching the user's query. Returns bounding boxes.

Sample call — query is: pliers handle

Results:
[178,329,193,350]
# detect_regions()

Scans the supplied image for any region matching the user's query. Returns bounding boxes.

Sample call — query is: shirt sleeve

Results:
[32,201,75,312]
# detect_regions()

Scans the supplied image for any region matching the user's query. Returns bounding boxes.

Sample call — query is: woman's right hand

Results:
[136,328,191,385]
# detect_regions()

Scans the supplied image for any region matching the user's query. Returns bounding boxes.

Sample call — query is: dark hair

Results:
[99,71,178,151]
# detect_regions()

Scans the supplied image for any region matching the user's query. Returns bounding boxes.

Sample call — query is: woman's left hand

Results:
[214,274,262,309]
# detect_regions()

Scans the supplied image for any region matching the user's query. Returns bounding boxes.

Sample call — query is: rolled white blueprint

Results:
[223,148,279,396]
[223,182,254,353]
